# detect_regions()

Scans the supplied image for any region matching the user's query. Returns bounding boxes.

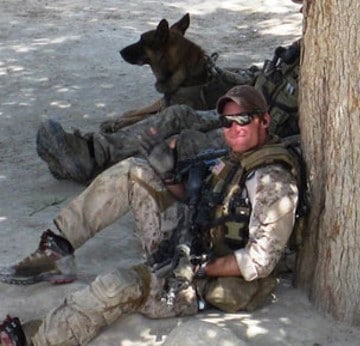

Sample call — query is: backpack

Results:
[254,40,301,138]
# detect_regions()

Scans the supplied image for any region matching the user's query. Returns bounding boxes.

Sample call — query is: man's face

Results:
[222,101,269,153]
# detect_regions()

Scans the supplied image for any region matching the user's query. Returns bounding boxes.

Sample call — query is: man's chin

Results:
[232,145,251,153]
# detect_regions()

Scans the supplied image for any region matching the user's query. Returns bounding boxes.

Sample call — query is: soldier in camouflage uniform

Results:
[0,85,299,345]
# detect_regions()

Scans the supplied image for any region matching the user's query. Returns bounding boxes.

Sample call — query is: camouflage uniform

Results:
[92,105,225,169]
[29,151,298,345]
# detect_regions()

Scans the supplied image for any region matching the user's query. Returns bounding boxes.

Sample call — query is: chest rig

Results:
[202,138,302,252]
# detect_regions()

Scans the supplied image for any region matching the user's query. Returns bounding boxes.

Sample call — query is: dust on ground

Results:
[0,1,359,345]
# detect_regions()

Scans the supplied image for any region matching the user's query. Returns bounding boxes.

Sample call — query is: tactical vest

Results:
[254,40,300,138]
[206,137,303,253]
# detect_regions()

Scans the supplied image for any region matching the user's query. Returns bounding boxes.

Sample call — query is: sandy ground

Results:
[0,0,360,345]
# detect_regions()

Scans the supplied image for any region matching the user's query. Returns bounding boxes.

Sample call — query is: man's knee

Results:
[88,157,144,190]
[71,265,151,323]
[91,265,150,305]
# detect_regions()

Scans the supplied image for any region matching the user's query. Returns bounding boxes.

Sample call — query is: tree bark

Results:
[296,0,360,325]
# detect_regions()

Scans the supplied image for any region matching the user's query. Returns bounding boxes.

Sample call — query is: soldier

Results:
[0,85,300,345]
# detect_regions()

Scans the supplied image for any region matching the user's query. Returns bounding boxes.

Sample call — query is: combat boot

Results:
[36,119,97,184]
[0,230,76,285]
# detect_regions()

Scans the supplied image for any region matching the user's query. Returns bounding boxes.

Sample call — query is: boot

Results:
[0,230,76,285]
[36,119,97,184]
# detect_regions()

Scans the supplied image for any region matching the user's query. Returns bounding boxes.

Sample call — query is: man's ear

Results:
[261,113,271,128]
[170,13,190,35]
[156,19,170,43]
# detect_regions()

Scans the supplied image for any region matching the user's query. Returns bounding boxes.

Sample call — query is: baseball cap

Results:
[216,85,268,115]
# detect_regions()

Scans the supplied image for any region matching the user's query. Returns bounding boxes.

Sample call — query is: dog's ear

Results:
[170,13,190,36]
[156,19,170,43]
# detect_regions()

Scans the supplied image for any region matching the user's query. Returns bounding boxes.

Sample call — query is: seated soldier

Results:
[36,39,300,184]
[0,86,299,345]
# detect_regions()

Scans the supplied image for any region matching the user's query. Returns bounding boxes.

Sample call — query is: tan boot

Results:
[0,230,76,285]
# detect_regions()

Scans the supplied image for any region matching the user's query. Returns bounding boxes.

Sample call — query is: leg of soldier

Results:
[0,157,184,285]
[27,264,197,345]
[55,157,182,252]
[36,105,222,184]
[0,265,197,345]
[93,105,222,167]
[31,264,152,345]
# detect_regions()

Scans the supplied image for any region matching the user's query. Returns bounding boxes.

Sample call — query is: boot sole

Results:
[36,119,91,183]
[0,273,77,285]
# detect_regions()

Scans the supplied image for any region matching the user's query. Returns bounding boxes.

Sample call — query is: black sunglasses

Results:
[221,110,265,128]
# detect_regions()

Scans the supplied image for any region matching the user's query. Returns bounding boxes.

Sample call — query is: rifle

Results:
[153,148,228,305]
[146,148,228,270]
[174,148,228,180]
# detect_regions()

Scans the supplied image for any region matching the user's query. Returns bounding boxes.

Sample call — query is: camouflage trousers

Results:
[31,265,198,345]
[92,105,226,170]
[54,157,184,251]
[32,158,198,345]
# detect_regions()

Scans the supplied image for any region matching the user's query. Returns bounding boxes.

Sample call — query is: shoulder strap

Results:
[238,138,302,187]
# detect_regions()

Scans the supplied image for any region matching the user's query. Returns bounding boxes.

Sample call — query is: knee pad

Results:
[92,265,151,307]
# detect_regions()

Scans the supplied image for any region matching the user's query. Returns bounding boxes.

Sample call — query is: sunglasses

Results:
[221,110,265,128]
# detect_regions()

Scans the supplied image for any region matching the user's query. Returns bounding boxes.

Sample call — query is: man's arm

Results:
[201,254,242,277]
[233,165,299,281]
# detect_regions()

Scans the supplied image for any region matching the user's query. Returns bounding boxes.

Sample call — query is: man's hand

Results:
[137,127,177,180]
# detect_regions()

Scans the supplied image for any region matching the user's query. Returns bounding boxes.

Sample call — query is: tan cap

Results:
[216,85,267,115]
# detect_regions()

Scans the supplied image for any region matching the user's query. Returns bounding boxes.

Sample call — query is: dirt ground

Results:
[1,0,360,345]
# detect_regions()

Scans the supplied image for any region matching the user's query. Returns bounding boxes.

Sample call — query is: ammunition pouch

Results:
[203,276,278,312]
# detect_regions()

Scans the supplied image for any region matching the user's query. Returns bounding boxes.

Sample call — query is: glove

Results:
[137,128,176,180]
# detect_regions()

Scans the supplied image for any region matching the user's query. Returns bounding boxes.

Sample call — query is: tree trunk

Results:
[296,0,360,325]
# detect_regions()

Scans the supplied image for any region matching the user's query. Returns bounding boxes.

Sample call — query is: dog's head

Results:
[120,13,190,66]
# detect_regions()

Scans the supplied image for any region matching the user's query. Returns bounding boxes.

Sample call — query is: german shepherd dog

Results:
[120,13,208,95]
[100,14,253,132]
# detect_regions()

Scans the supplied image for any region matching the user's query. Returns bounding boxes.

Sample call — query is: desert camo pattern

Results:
[234,164,299,281]
[32,158,197,345]
[54,157,183,252]
[32,264,197,345]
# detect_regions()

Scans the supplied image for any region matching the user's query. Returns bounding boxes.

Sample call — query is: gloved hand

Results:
[137,127,176,180]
